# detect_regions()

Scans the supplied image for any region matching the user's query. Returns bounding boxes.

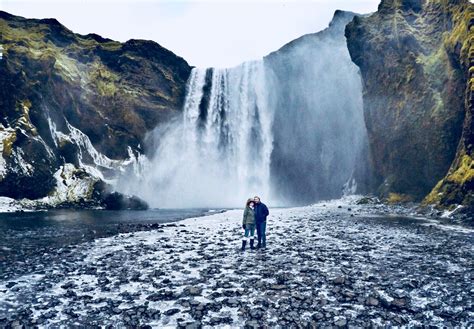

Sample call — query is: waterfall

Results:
[121,11,371,208]
[264,11,370,205]
[124,61,274,208]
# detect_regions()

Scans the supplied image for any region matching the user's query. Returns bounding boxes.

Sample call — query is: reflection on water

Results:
[0,209,211,260]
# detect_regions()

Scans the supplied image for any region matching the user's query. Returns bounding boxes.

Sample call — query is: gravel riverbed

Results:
[0,198,472,327]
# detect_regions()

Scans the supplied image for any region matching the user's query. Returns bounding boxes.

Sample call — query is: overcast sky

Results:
[1,0,380,67]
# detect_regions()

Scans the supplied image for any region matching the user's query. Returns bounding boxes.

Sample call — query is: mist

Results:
[118,11,370,209]
[119,62,274,208]
[266,11,370,205]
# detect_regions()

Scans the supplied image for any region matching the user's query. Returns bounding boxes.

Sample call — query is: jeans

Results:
[256,221,266,246]
[243,224,255,241]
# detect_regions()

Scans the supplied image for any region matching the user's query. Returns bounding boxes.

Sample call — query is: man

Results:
[253,196,269,249]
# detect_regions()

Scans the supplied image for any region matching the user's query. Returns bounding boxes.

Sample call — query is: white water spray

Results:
[120,11,371,208]
[123,61,274,208]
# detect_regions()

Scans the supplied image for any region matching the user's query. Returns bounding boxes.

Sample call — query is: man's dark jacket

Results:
[254,202,269,223]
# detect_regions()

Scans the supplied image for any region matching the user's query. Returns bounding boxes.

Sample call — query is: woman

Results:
[242,198,256,251]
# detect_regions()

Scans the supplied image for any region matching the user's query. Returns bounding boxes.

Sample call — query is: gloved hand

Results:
[242,224,246,230]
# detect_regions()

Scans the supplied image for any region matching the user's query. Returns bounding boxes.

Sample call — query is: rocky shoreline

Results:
[0,198,472,327]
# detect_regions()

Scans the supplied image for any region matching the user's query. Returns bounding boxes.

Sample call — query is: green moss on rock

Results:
[346,0,473,208]
[386,192,413,204]
[0,10,192,200]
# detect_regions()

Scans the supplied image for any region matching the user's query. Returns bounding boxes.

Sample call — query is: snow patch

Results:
[0,124,15,178]
[0,197,22,212]
[39,163,97,205]
[440,205,463,218]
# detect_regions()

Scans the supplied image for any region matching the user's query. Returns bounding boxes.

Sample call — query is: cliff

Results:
[0,11,191,207]
[345,0,473,211]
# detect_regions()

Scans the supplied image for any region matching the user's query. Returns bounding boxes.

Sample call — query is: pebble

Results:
[0,201,472,327]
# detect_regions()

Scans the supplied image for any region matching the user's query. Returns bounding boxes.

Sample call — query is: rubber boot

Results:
[250,239,255,250]
[241,240,247,251]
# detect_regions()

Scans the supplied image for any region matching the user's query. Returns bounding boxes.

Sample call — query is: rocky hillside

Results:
[345,0,473,210]
[0,11,191,208]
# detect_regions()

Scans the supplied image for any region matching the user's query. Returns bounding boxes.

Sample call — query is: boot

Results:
[250,239,255,250]
[241,240,247,251]
[256,236,261,249]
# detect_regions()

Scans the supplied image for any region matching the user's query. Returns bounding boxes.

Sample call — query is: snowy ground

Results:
[0,198,473,327]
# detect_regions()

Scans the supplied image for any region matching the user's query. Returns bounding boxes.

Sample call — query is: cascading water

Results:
[123,61,274,208]
[121,11,371,208]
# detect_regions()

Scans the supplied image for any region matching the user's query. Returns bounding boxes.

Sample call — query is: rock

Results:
[391,297,410,309]
[64,289,77,298]
[111,308,122,315]
[366,296,379,306]
[189,299,201,307]
[333,275,345,285]
[356,196,380,205]
[0,11,191,205]
[345,0,472,205]
[100,191,149,210]
[5,282,16,288]
[183,286,202,296]
[249,307,264,320]
[60,281,76,289]
[334,317,347,327]
[244,320,260,328]
[275,272,292,285]
[164,308,180,316]
[146,290,175,301]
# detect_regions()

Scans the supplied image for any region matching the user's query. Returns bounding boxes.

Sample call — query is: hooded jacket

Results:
[242,206,256,226]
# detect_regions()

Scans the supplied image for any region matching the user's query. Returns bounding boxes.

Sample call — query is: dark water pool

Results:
[0,208,216,269]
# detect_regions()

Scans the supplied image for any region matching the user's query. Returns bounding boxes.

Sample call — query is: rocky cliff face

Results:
[0,11,191,207]
[345,0,473,209]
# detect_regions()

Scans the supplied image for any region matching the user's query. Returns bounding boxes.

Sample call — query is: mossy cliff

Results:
[0,11,191,203]
[345,0,473,210]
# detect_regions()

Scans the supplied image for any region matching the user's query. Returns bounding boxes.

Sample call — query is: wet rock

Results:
[61,281,76,289]
[64,289,77,298]
[146,290,175,301]
[5,282,16,288]
[101,192,149,210]
[182,286,202,296]
[164,308,180,316]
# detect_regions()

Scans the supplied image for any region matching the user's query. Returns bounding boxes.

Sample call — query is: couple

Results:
[241,196,269,251]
